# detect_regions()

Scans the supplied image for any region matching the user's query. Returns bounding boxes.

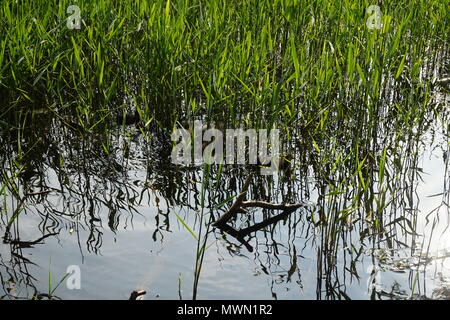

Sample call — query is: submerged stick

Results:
[216,223,254,252]
[213,175,304,226]
[215,207,299,252]
[212,176,251,226]
[213,175,306,253]
[129,290,147,300]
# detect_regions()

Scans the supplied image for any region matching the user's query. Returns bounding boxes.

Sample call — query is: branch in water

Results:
[213,176,305,252]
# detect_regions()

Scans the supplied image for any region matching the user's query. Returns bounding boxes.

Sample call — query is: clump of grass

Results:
[0,0,447,131]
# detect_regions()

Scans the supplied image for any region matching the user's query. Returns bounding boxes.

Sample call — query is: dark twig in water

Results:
[216,208,299,252]
[213,176,304,227]
[129,289,147,300]
[212,176,252,226]
[212,175,305,251]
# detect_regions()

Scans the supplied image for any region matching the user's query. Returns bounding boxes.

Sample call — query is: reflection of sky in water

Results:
[416,148,449,252]
[413,133,450,296]
[1,124,448,300]
[364,129,450,299]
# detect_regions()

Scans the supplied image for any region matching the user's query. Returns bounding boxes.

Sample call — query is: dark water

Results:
[0,90,449,300]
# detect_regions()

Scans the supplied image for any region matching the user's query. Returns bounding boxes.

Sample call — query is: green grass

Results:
[0,0,448,130]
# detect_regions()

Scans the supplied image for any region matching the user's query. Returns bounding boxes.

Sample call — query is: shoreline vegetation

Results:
[1,0,448,130]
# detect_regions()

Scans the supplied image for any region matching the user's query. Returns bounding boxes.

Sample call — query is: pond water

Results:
[0,92,448,300]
